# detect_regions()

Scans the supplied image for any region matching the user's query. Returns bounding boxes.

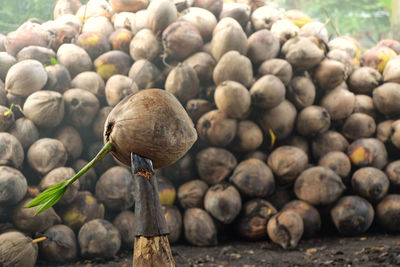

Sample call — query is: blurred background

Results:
[0,0,397,48]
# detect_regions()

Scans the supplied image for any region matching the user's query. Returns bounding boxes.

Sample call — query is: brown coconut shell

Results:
[230,158,275,198]
[129,28,160,61]
[23,90,65,128]
[179,7,217,41]
[231,120,263,152]
[213,50,253,87]
[250,75,285,110]
[112,210,135,249]
[318,151,351,182]
[0,132,24,170]
[54,0,82,19]
[75,32,111,61]
[161,153,197,187]
[104,89,197,169]
[294,166,345,205]
[376,194,400,232]
[178,179,209,210]
[71,71,105,101]
[63,88,100,127]
[196,147,237,185]
[282,200,321,238]
[16,45,55,66]
[5,59,48,97]
[92,107,113,140]
[287,75,316,109]
[0,52,16,81]
[43,64,71,93]
[108,28,133,54]
[27,138,68,176]
[282,36,324,71]
[110,0,149,12]
[351,167,389,202]
[94,50,132,80]
[354,95,376,118]
[342,113,376,140]
[0,231,38,267]
[258,100,297,141]
[162,21,203,61]
[267,210,303,249]
[193,0,223,17]
[165,63,200,105]
[267,146,308,185]
[312,131,349,160]
[247,29,280,65]
[8,118,39,150]
[258,58,293,86]
[210,18,248,61]
[95,166,134,211]
[330,196,374,236]
[204,182,242,224]
[105,75,138,107]
[385,160,400,187]
[12,198,61,234]
[320,88,355,120]
[347,138,388,170]
[314,59,346,91]
[113,11,136,31]
[214,80,251,119]
[157,176,176,205]
[348,67,382,94]
[146,0,178,35]
[162,205,182,243]
[236,199,277,240]
[383,55,400,83]
[270,19,299,45]
[82,16,114,38]
[57,44,92,78]
[54,125,83,161]
[78,219,121,259]
[39,224,78,263]
[59,191,104,233]
[0,105,14,132]
[128,59,164,89]
[219,3,251,29]
[251,5,283,31]
[373,82,400,116]
[296,105,331,137]
[185,99,215,124]
[0,166,27,205]
[184,208,218,246]
[183,52,216,85]
[197,109,237,147]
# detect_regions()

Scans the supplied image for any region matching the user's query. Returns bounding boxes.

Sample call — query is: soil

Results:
[37,233,400,267]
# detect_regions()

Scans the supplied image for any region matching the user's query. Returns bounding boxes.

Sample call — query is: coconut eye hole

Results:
[105,121,114,141]
[71,98,79,107]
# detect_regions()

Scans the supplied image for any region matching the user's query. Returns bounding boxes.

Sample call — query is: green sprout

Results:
[3,103,14,117]
[26,141,113,215]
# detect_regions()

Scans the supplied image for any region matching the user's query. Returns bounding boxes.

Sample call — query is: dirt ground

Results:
[37,233,400,267]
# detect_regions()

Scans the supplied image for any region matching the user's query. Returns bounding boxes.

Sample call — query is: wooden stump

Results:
[133,236,175,267]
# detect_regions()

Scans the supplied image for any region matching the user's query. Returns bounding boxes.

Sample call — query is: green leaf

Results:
[26,181,68,208]
[50,57,58,65]
[34,188,66,215]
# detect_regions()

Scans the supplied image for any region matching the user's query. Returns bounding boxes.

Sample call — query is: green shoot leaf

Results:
[34,187,67,215]
[26,181,68,208]
[50,57,58,65]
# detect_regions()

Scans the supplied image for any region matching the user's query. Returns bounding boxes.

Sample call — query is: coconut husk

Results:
[0,52,16,81]
[113,210,135,249]
[23,90,65,128]
[219,3,251,29]
[71,72,105,101]
[348,66,382,94]
[383,56,400,83]
[318,151,351,182]
[251,5,283,31]
[146,0,178,35]
[43,64,71,93]
[347,138,388,170]
[128,59,164,89]
[94,50,132,80]
[92,107,113,140]
[179,7,217,41]
[331,196,374,235]
[258,58,293,86]
[16,45,56,66]
[12,198,61,234]
[0,132,24,170]
[351,167,389,202]
[27,138,67,176]
[95,166,134,211]
[320,88,355,120]
[270,19,299,45]
[5,59,48,97]
[110,0,149,13]
[109,28,132,53]
[294,166,345,205]
[162,205,182,243]
[39,224,78,263]
[75,32,111,61]
[342,113,376,140]
[267,210,303,249]
[250,75,285,109]
[165,63,200,105]
[129,28,160,61]
[312,130,349,160]
[183,52,216,85]
[57,44,92,78]
[183,208,217,246]
[247,29,280,65]
[231,120,263,152]
[213,50,253,87]
[314,59,345,91]
[196,147,237,185]
[214,80,250,119]
[296,105,331,137]
[177,180,208,210]
[376,194,400,232]
[0,166,27,205]
[78,219,121,259]
[287,75,316,109]
[63,88,99,127]
[0,231,38,267]
[0,105,14,132]
[8,118,39,150]
[354,95,376,118]
[282,36,324,71]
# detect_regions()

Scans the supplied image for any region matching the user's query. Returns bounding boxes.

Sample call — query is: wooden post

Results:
[131,153,175,267]
[392,0,400,41]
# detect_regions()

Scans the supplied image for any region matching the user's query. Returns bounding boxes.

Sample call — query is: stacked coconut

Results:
[1,0,400,265]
